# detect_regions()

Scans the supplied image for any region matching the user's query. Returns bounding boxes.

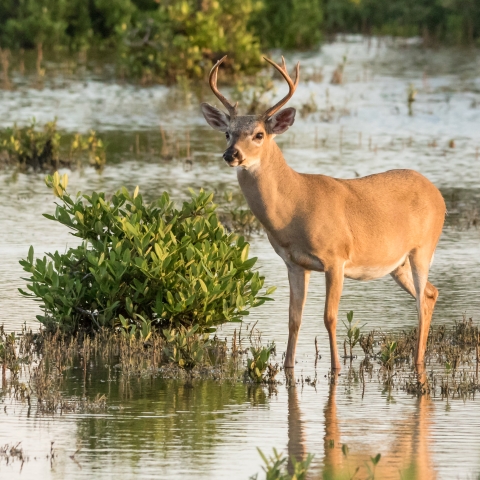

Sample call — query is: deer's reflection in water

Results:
[286,372,307,474]
[286,371,436,479]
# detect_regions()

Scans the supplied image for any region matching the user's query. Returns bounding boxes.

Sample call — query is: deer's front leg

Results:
[324,266,344,372]
[285,265,311,368]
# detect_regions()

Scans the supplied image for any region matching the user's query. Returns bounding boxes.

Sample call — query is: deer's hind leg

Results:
[391,256,439,369]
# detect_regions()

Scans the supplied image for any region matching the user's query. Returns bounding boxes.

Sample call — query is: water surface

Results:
[1,37,480,479]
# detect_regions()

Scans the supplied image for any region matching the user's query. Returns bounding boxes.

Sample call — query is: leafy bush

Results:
[246,342,277,383]
[250,0,323,50]
[0,119,106,171]
[119,0,262,83]
[163,324,210,369]
[19,172,275,334]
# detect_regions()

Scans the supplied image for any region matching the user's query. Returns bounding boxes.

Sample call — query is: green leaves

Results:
[162,325,210,370]
[379,341,398,370]
[19,173,275,335]
[342,310,365,358]
[1,120,106,171]
[253,448,313,480]
[246,343,276,383]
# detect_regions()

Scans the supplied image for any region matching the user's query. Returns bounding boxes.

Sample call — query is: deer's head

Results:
[201,56,299,169]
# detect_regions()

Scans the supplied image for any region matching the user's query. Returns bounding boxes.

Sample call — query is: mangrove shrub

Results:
[0,120,106,171]
[19,173,275,333]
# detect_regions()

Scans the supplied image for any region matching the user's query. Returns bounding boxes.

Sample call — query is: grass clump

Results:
[19,172,275,334]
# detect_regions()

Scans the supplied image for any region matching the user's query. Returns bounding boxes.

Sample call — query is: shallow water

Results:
[1,37,480,479]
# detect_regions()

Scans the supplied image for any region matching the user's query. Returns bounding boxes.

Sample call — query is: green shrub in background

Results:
[19,172,275,334]
[322,0,480,45]
[0,120,106,171]
[120,0,263,83]
[2,0,479,84]
[250,0,323,50]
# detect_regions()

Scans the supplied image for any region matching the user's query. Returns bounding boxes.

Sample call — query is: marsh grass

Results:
[342,316,480,399]
[0,320,280,415]
[0,442,27,471]
[1,315,479,418]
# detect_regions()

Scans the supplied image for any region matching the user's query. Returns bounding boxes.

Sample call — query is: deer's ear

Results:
[266,107,296,134]
[201,103,230,132]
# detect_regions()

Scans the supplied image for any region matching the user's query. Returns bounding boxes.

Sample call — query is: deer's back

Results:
[291,169,445,273]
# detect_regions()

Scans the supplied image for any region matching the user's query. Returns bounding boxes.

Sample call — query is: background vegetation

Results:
[1,0,479,83]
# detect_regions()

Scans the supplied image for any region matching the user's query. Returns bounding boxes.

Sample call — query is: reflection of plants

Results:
[19,173,274,333]
[163,325,210,370]
[246,343,277,383]
[251,448,313,480]
[343,311,364,358]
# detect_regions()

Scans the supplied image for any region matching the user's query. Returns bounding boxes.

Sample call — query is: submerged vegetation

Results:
[19,173,275,334]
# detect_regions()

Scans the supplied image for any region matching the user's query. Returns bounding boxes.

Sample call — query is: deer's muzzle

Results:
[223,147,242,166]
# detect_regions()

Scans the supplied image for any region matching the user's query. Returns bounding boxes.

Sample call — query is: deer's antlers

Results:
[208,55,238,118]
[262,56,300,119]
[207,55,299,119]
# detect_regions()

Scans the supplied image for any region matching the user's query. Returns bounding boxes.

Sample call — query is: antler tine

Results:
[208,55,238,118]
[262,56,300,119]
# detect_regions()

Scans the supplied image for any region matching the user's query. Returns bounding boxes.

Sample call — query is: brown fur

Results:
[201,68,445,373]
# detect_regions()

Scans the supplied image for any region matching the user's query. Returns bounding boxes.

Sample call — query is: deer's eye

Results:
[255,132,264,140]
[225,132,230,140]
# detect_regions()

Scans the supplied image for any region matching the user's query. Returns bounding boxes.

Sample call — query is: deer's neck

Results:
[236,141,298,234]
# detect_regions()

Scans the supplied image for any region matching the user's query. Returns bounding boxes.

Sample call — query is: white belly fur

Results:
[343,255,407,281]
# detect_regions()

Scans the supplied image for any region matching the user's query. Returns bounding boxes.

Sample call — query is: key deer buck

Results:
[201,56,445,373]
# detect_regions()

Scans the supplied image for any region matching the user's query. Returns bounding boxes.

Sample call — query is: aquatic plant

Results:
[0,120,106,170]
[379,340,398,370]
[251,448,313,480]
[342,310,364,359]
[246,342,278,383]
[163,325,211,370]
[19,172,275,334]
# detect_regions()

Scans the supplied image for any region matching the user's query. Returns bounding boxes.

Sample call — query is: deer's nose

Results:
[223,147,239,163]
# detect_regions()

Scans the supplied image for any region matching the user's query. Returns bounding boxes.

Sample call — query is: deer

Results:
[201,56,445,373]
